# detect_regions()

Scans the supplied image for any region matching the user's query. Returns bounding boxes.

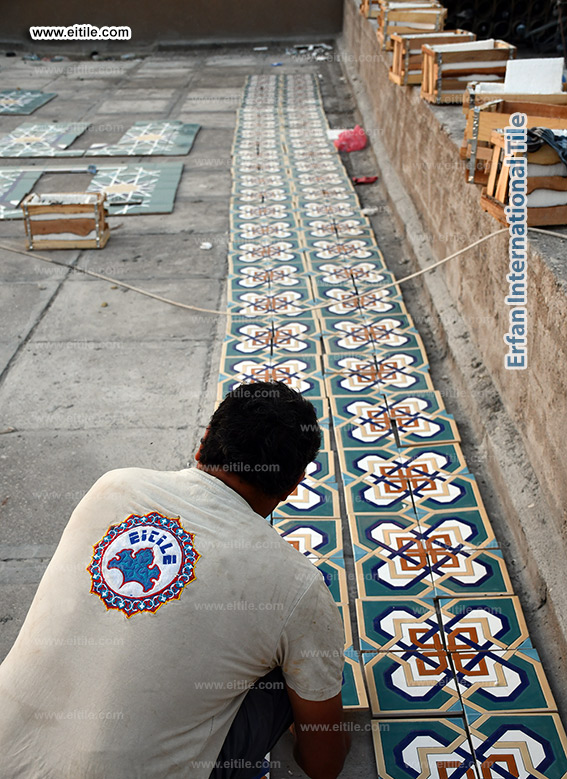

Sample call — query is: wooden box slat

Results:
[421,39,516,105]
[21,192,110,250]
[376,2,446,51]
[463,99,567,184]
[389,29,475,86]
[480,130,567,226]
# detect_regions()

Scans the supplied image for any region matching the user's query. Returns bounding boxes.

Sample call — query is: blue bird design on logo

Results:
[108,547,161,592]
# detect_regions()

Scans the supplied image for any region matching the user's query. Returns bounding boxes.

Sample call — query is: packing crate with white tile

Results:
[389,29,476,86]
[463,57,567,110]
[421,38,516,104]
[481,129,567,227]
[462,99,567,184]
[21,192,110,250]
[376,1,447,51]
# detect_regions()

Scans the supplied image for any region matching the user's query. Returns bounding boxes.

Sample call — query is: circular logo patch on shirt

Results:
[87,512,201,618]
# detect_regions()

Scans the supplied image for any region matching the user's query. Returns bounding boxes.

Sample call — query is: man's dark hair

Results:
[199,381,321,498]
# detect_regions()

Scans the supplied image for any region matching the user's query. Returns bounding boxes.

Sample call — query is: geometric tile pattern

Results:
[0,89,56,115]
[227,75,563,731]
[0,122,88,157]
[85,121,200,156]
[87,163,184,215]
[0,163,184,219]
[372,715,567,779]
[0,168,42,219]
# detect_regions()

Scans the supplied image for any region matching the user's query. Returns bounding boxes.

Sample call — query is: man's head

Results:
[196,381,321,500]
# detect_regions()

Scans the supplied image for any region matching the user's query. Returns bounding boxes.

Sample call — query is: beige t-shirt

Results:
[0,467,344,778]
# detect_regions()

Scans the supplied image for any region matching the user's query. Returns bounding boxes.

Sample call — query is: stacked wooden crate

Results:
[480,128,567,226]
[359,0,380,18]
[389,30,475,86]
[420,39,516,104]
[376,1,447,50]
[461,100,567,184]
[463,57,567,110]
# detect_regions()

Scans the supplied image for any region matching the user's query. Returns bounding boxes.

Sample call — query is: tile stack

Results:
[226,74,567,775]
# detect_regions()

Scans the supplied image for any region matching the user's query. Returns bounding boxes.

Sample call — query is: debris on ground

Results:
[352,175,378,184]
[334,125,367,152]
[285,43,334,62]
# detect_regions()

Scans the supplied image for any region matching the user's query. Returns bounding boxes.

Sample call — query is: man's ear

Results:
[194,426,210,463]
[279,470,305,502]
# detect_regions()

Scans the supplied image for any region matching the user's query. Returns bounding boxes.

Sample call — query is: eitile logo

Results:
[88,512,201,617]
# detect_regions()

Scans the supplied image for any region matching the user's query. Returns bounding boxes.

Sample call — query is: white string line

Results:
[0,225,564,317]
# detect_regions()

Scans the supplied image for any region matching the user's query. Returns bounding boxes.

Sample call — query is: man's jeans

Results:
[209,668,294,779]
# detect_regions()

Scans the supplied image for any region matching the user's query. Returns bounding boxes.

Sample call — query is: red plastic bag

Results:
[334,125,368,152]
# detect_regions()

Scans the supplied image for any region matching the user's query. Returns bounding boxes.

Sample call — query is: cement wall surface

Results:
[1,0,344,46]
[341,0,567,694]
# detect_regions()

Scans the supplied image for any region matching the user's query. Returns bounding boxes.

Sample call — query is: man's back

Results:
[0,466,343,778]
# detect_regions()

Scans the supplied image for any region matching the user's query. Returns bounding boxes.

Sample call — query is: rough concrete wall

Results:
[342,0,567,550]
[1,0,344,45]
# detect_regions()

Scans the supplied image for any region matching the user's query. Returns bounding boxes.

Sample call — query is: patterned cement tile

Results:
[324,347,432,394]
[302,218,376,241]
[331,391,460,452]
[230,204,297,230]
[355,545,512,600]
[309,259,394,288]
[232,188,293,208]
[454,647,557,718]
[273,518,343,560]
[0,89,56,115]
[342,653,369,709]
[374,715,567,777]
[316,557,349,605]
[437,595,532,653]
[315,287,405,320]
[228,242,304,267]
[364,649,464,716]
[342,445,483,517]
[0,122,88,157]
[224,317,320,356]
[322,321,426,361]
[356,597,443,654]
[349,509,498,563]
[468,712,567,778]
[217,355,326,399]
[226,288,314,319]
[85,121,200,156]
[415,510,498,551]
[372,717,476,779]
[87,163,184,215]
[228,265,309,292]
[0,168,42,219]
[273,453,340,520]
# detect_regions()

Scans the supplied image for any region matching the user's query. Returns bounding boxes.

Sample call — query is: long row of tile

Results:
[226,74,567,778]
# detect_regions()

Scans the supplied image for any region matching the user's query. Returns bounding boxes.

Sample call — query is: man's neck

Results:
[196,463,279,518]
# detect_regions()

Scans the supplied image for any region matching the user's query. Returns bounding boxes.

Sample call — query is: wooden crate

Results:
[389,30,476,86]
[377,2,447,51]
[21,192,110,250]
[462,99,567,184]
[463,57,567,111]
[464,83,567,111]
[421,39,516,105]
[480,130,567,226]
[360,0,380,18]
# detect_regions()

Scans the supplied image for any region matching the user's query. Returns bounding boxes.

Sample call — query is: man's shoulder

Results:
[80,467,185,507]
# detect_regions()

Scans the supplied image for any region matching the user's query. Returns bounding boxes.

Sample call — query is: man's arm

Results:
[286,685,351,779]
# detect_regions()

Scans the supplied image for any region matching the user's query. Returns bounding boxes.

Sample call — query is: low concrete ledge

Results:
[340,0,567,714]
